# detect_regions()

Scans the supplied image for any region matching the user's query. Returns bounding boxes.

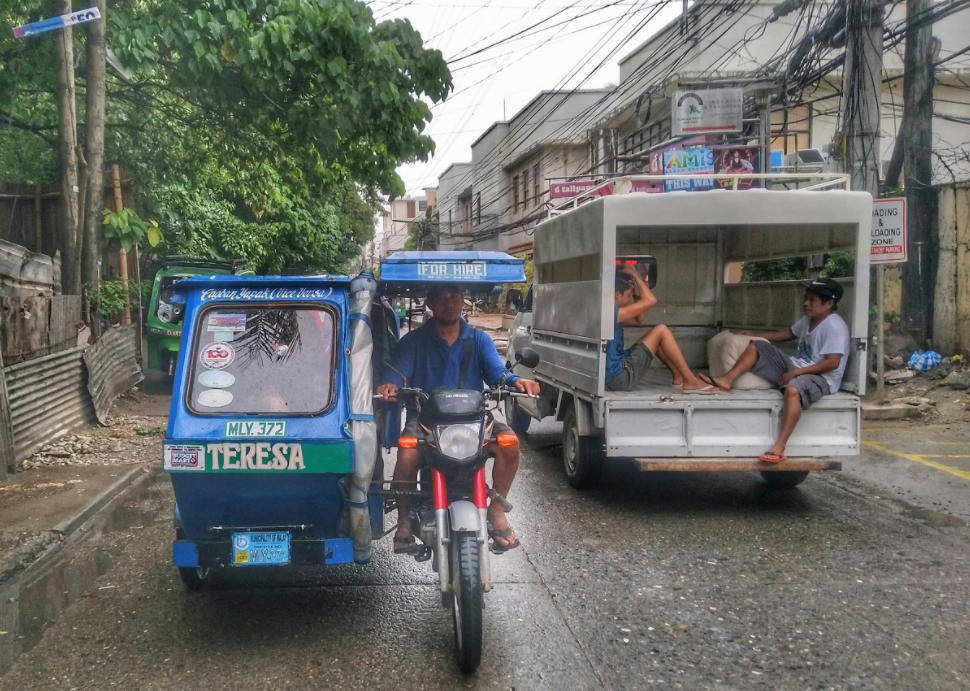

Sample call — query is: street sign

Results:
[12,7,101,38]
[870,197,907,263]
[671,89,743,136]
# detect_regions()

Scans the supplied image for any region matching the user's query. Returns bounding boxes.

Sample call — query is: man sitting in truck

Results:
[707,278,850,463]
[607,264,718,393]
[376,283,541,553]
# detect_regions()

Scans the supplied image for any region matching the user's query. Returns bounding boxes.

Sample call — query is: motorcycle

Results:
[378,346,540,672]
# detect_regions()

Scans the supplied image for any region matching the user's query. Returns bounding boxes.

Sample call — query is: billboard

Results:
[713,145,761,190]
[549,181,612,199]
[663,147,716,192]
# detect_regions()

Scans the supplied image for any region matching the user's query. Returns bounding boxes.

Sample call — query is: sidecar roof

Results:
[379,251,525,296]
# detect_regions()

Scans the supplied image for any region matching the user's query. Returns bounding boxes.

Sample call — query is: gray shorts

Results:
[605,343,654,392]
[402,410,511,442]
[750,340,830,410]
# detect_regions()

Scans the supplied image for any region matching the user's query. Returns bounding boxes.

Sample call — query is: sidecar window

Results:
[187,305,337,415]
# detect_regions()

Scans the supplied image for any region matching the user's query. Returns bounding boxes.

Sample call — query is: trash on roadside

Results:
[908,350,942,371]
[871,369,916,385]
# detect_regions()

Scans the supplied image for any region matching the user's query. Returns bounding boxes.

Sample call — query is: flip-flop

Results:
[683,384,718,395]
[671,383,684,390]
[393,535,421,554]
[697,374,727,390]
[487,521,521,552]
[758,452,787,463]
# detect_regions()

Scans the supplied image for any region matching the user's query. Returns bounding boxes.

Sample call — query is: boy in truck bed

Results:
[708,278,850,463]
[607,264,718,394]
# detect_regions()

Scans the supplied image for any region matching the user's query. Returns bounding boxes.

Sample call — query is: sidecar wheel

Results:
[178,566,209,591]
[451,531,483,673]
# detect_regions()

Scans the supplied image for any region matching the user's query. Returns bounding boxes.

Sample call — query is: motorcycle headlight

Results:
[436,423,483,461]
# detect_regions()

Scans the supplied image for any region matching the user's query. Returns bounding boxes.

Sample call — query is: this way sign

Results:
[12,7,101,38]
[871,197,906,264]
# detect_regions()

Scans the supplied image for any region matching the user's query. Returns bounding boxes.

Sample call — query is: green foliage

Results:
[742,252,855,283]
[1,0,447,276]
[741,258,807,282]
[89,278,149,322]
[110,0,452,198]
[404,217,438,251]
[822,251,855,278]
[102,208,164,251]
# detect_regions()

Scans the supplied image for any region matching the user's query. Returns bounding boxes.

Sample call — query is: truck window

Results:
[188,305,337,415]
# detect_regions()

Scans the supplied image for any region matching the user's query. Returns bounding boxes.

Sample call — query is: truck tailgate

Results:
[605,389,859,458]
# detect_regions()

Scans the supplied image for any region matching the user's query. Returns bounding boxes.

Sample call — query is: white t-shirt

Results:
[790,313,850,394]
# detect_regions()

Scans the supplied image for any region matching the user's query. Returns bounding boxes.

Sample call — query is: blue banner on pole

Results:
[13,7,101,39]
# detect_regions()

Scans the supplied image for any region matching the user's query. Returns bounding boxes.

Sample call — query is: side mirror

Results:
[515,347,540,369]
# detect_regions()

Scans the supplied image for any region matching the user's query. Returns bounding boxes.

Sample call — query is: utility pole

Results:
[840,0,884,398]
[83,0,108,338]
[900,0,935,345]
[54,0,80,295]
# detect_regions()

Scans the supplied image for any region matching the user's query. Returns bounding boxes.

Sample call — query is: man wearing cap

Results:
[376,283,540,553]
[709,278,850,463]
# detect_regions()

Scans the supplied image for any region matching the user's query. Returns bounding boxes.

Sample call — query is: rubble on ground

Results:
[19,414,166,471]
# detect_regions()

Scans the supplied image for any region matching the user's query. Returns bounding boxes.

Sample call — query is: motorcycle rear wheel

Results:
[451,531,483,672]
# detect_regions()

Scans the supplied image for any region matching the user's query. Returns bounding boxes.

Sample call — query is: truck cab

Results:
[506,178,872,489]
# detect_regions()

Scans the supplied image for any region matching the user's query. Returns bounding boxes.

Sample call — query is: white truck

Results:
[505,176,872,489]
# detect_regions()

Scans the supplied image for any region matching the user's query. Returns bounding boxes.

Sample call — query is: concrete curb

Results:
[52,465,150,538]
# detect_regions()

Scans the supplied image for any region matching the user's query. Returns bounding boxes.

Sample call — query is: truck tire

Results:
[504,396,532,436]
[760,470,809,489]
[178,566,209,591]
[562,409,602,489]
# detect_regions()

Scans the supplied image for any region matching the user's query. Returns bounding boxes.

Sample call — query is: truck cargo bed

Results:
[602,369,859,459]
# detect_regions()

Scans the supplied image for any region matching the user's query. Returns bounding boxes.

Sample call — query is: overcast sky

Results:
[367,0,682,196]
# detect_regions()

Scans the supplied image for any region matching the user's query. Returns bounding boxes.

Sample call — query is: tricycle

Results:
[163,251,532,672]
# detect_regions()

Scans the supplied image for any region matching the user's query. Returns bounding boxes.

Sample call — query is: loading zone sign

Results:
[870,198,906,264]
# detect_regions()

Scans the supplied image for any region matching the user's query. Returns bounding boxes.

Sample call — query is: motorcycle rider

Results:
[376,282,540,553]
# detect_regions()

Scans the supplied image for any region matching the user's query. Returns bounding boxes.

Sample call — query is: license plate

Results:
[232,531,290,566]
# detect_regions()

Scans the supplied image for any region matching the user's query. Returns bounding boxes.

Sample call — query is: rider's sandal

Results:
[393,535,421,554]
[487,522,521,552]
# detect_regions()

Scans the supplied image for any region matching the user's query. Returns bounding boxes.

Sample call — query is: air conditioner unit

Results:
[796,148,826,165]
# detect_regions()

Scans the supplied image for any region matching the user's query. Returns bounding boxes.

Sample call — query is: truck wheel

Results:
[760,470,809,489]
[562,409,602,489]
[504,396,532,436]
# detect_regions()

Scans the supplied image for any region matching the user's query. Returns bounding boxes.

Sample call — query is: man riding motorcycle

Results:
[376,282,540,553]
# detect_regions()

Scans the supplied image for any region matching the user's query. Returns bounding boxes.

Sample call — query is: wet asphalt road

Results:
[3,418,970,690]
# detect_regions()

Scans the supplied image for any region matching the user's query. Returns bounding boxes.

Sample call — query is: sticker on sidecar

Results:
[163,442,351,473]
[163,445,205,471]
[232,531,290,566]
[200,342,234,370]
[225,420,286,437]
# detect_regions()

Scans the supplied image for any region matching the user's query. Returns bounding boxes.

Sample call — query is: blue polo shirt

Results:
[381,318,520,391]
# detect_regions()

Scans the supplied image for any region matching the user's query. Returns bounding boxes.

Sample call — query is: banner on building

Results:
[549,181,612,199]
[672,89,744,136]
[713,145,761,189]
[663,147,716,192]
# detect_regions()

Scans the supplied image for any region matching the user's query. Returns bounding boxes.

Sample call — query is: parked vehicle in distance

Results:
[146,257,248,377]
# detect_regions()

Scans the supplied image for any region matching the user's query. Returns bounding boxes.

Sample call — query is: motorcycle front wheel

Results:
[450,531,483,672]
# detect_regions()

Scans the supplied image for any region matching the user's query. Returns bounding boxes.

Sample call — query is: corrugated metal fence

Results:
[0,325,142,476]
[84,326,144,424]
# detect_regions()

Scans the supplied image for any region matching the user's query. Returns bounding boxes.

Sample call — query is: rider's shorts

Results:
[402,410,512,444]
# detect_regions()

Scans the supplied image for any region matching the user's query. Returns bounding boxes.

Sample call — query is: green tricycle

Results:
[146,257,249,377]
